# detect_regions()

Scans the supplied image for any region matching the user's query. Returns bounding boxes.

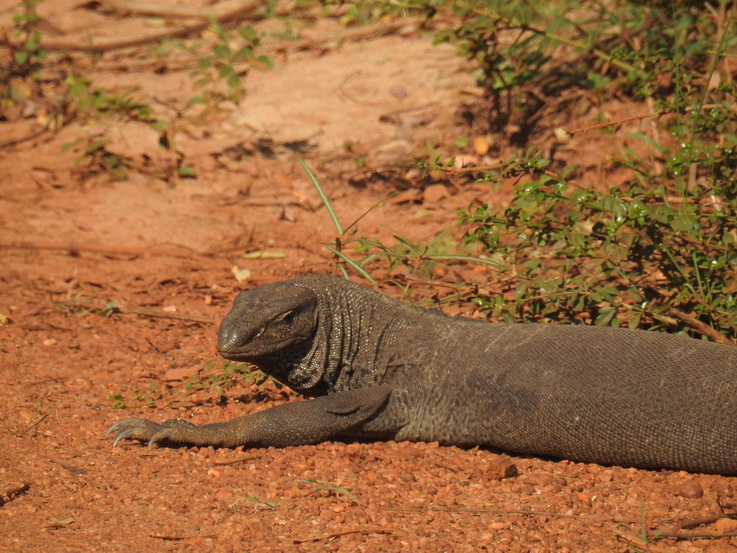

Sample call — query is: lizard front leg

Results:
[106,386,392,449]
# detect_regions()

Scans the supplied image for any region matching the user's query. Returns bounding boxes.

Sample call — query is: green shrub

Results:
[460,154,737,335]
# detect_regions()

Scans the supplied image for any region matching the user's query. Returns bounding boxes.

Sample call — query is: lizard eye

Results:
[280,311,296,326]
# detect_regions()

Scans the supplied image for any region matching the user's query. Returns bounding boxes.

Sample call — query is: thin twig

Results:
[293,528,394,544]
[117,305,214,324]
[56,299,214,324]
[565,112,658,135]
[676,514,729,530]
[150,533,218,541]
[0,240,224,265]
[615,535,670,552]
[664,531,737,539]
[380,506,616,523]
[212,455,260,466]
[439,163,507,174]
[0,127,50,149]
[565,104,724,135]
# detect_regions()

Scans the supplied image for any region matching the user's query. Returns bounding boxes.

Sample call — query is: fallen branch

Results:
[39,0,264,52]
[40,9,416,56]
[0,127,50,149]
[669,307,735,346]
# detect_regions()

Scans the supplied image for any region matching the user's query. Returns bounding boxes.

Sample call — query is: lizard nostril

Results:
[217,325,240,351]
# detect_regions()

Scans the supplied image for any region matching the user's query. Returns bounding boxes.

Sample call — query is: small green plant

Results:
[614,501,665,551]
[62,137,129,180]
[109,360,273,409]
[65,75,164,129]
[0,404,54,438]
[7,0,47,78]
[459,158,737,336]
[230,479,362,510]
[352,229,494,278]
[230,496,280,510]
[183,360,271,396]
[1,0,49,118]
[53,297,120,317]
[295,478,365,505]
[59,75,174,180]
[109,382,160,410]
[302,159,500,284]
[183,17,273,113]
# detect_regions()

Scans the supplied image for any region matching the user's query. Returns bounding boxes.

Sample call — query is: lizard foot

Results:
[106,418,195,448]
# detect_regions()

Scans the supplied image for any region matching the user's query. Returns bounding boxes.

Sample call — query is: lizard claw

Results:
[106,418,163,448]
[106,418,196,448]
[110,426,137,448]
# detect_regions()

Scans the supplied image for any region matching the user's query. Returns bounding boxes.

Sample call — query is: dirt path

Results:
[1,3,736,552]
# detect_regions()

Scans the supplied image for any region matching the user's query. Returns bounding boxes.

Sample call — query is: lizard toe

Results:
[146,420,197,448]
[106,418,164,447]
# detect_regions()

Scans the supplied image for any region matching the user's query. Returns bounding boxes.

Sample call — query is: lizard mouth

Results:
[217,337,303,361]
[217,350,251,362]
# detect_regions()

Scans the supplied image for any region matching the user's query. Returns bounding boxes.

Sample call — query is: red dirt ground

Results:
[1,2,736,552]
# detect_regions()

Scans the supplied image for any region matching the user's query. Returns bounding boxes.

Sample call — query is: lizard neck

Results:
[292,276,407,395]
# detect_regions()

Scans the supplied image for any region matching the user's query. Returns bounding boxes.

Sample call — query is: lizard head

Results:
[216,281,318,366]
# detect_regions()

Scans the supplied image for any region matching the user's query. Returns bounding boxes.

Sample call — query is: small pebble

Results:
[713,517,737,532]
[674,479,704,499]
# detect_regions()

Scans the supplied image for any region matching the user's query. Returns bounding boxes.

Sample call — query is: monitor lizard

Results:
[107,274,737,474]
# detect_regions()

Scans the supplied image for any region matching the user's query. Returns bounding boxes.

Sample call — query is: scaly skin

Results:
[108,275,737,474]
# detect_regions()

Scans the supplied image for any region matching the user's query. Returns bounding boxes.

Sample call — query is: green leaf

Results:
[214,44,232,60]
[178,166,197,177]
[519,258,542,270]
[234,46,254,61]
[187,95,206,106]
[255,55,273,68]
[628,310,643,329]
[226,73,242,91]
[595,307,616,326]
[239,26,259,42]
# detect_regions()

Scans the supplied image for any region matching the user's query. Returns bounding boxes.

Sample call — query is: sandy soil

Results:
[1,2,737,552]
